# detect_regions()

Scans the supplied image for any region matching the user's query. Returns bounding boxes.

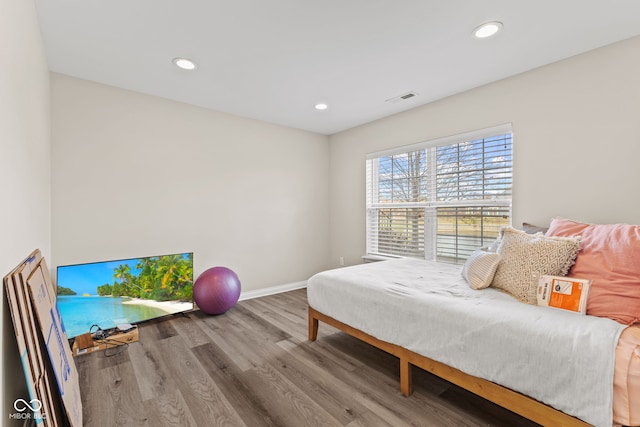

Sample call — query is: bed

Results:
[307,219,640,427]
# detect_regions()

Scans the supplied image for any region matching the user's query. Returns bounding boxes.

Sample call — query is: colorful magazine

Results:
[536,274,591,314]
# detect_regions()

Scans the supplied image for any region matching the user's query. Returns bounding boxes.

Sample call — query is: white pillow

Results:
[462,248,502,290]
[491,227,581,304]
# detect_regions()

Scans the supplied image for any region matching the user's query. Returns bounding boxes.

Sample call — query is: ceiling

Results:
[35,1,640,135]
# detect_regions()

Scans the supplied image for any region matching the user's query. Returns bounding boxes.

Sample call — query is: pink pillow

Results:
[546,217,640,324]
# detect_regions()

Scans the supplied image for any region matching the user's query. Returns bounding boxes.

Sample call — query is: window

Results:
[366,124,512,263]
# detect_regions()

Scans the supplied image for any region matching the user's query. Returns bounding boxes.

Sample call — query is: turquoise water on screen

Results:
[57,296,170,338]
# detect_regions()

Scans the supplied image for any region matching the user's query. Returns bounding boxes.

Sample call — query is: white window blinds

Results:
[366,124,512,263]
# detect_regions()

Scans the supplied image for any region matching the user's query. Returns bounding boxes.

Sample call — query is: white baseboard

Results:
[238,280,307,301]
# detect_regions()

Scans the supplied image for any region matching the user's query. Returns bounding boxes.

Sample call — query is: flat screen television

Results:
[56,252,193,338]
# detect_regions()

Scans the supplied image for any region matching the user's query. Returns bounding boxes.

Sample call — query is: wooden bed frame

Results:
[308,305,592,427]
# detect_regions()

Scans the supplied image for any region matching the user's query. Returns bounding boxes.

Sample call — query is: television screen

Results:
[56,252,193,338]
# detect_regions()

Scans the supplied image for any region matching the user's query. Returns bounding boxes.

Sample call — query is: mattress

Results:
[614,325,640,426]
[307,258,637,426]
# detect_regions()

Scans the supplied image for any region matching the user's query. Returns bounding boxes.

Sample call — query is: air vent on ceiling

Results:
[385,91,419,104]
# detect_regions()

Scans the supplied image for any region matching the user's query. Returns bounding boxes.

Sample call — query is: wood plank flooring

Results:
[75,289,540,426]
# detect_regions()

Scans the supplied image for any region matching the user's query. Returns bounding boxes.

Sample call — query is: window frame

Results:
[365,124,513,263]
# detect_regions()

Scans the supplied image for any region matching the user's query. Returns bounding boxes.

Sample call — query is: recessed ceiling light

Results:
[173,57,197,70]
[473,21,503,39]
[314,103,328,110]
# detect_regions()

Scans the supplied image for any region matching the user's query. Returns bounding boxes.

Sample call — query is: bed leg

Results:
[308,309,319,341]
[400,357,412,396]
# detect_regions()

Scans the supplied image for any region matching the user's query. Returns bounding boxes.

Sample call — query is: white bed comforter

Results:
[307,258,626,427]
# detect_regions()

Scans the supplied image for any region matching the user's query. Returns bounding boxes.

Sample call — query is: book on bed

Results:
[536,274,591,314]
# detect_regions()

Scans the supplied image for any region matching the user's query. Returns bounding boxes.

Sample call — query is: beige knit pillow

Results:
[492,227,581,304]
[462,248,502,290]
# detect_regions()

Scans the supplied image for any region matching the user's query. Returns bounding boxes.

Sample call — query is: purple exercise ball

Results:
[193,266,241,315]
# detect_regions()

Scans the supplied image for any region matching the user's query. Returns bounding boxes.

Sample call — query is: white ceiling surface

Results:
[35,1,640,135]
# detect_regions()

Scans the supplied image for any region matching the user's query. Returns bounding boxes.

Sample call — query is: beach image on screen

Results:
[56,252,193,338]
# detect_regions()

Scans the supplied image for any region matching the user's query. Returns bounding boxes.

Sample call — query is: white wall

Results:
[51,74,330,292]
[328,36,640,268]
[0,0,51,419]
